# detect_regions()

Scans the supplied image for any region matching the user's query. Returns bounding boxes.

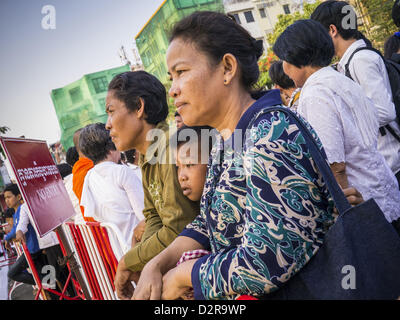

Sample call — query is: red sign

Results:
[0,137,75,237]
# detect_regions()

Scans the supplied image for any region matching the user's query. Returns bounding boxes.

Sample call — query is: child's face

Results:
[175,115,184,129]
[176,144,208,202]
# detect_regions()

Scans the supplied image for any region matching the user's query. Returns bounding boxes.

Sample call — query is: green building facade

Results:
[135,0,224,84]
[50,64,130,150]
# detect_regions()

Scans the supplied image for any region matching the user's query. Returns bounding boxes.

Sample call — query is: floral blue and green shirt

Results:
[179,90,335,300]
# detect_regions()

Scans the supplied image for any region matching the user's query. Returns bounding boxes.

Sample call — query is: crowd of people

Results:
[2,0,400,300]
[1,183,74,298]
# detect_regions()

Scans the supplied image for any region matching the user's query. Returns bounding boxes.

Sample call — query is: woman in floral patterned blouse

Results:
[131,11,357,300]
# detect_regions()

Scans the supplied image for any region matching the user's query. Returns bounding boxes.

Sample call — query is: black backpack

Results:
[344,47,400,142]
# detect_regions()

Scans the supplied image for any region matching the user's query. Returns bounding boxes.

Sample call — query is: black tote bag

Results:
[250,106,400,300]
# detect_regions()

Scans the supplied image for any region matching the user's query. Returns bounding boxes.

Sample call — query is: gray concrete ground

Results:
[1,253,35,300]
[0,264,8,300]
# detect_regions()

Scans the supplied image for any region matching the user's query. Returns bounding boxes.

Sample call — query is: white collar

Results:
[127,163,140,170]
[94,161,116,168]
[338,39,366,72]
[301,66,333,92]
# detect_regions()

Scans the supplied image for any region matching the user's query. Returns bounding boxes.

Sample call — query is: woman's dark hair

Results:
[273,19,334,68]
[4,183,20,197]
[57,163,72,179]
[384,34,400,59]
[79,123,116,165]
[311,1,372,47]
[169,11,264,92]
[393,0,400,28]
[108,71,169,125]
[268,61,296,89]
[66,146,79,168]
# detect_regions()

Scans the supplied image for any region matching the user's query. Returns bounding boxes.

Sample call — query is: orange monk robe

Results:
[72,157,96,222]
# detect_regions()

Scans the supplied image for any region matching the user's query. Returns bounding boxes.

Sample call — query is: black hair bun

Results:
[251,39,264,59]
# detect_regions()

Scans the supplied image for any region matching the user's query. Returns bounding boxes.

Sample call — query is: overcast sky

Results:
[0,0,164,145]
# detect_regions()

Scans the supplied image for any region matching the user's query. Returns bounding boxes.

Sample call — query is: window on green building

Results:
[175,0,195,9]
[98,98,106,110]
[60,112,80,129]
[195,0,214,4]
[143,49,153,66]
[92,76,109,94]
[69,87,83,104]
[158,65,166,81]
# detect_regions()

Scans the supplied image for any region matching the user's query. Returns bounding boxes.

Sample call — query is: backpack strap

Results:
[390,53,400,64]
[344,46,383,80]
[344,47,400,144]
[385,125,400,143]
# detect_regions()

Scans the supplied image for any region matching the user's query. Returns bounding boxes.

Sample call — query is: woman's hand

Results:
[342,187,364,206]
[114,257,139,300]
[131,262,163,300]
[131,236,204,300]
[333,187,364,216]
[161,259,197,300]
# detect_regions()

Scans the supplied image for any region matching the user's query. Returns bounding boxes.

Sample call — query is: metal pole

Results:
[55,225,92,300]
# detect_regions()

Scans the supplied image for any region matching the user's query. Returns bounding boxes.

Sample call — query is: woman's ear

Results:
[221,53,238,86]
[136,98,145,119]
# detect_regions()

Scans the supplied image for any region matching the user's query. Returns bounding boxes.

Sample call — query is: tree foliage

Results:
[356,0,398,50]
[256,0,397,88]
[256,1,321,89]
[266,1,322,46]
[0,126,9,159]
[256,51,279,89]
[0,126,10,134]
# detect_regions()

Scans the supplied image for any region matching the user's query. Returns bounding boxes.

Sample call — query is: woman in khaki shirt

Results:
[104,70,199,299]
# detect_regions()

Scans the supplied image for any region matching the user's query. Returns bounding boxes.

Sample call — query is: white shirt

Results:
[126,163,142,182]
[63,173,84,224]
[337,39,400,174]
[16,203,59,249]
[80,161,145,255]
[298,66,400,222]
[0,165,11,185]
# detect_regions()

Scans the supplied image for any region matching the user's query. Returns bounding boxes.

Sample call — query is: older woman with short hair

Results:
[79,123,145,259]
